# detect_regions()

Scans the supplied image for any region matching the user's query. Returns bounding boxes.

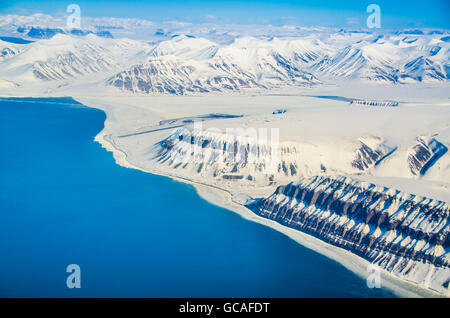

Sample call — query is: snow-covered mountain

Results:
[1,13,449,297]
[0,33,151,83]
[311,34,449,83]
[90,32,450,94]
[248,175,450,295]
[0,42,20,61]
[408,136,448,177]
[0,16,449,94]
[106,35,320,94]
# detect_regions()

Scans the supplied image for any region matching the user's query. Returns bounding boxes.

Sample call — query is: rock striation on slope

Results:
[107,58,262,95]
[33,51,116,80]
[1,31,449,92]
[247,175,450,295]
[0,34,152,82]
[350,99,399,107]
[408,136,448,177]
[352,137,395,171]
[107,53,318,95]
[153,127,399,188]
[0,47,19,60]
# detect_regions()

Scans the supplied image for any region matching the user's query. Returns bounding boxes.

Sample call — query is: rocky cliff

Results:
[408,136,448,177]
[247,176,450,295]
[153,128,401,189]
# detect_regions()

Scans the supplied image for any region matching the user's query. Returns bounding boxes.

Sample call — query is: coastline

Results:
[0,94,445,297]
[94,121,444,298]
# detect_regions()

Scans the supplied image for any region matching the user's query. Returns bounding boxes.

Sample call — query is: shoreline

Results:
[0,95,445,297]
[95,129,444,298]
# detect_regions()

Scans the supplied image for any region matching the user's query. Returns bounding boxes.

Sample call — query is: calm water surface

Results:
[0,97,395,297]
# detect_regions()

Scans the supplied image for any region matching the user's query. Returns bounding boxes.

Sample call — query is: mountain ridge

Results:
[0,29,448,94]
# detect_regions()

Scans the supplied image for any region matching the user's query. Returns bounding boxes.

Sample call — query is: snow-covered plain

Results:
[0,13,449,297]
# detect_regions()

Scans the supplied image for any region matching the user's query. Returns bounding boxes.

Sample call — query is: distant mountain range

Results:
[19,26,113,39]
[0,18,449,94]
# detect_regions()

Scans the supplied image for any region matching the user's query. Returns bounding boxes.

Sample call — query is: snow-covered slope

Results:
[147,124,449,192]
[248,175,450,295]
[408,136,449,177]
[0,34,151,82]
[1,27,448,94]
[311,34,449,83]
[107,31,450,93]
[107,36,320,94]
[0,41,21,60]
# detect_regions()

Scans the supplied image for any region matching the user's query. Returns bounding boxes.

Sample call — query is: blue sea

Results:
[0,97,395,297]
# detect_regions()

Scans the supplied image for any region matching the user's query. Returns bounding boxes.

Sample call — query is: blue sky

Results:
[0,0,449,29]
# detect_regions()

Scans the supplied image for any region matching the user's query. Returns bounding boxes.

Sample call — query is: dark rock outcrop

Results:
[408,136,448,176]
[247,175,450,295]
